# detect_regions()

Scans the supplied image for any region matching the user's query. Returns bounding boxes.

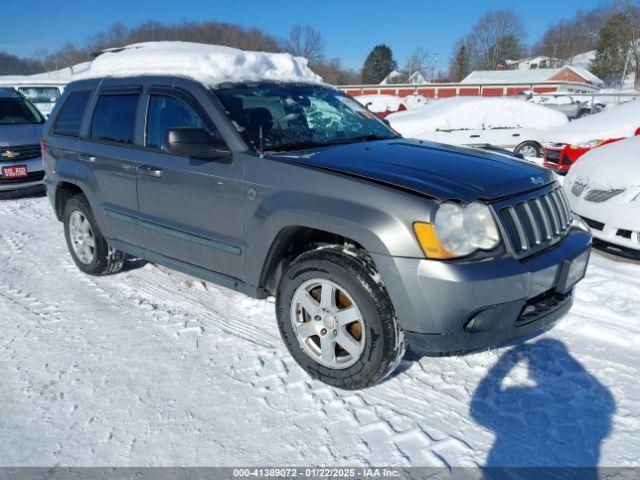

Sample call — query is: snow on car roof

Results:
[74,41,323,86]
[386,97,567,137]
[547,99,640,144]
[566,135,640,191]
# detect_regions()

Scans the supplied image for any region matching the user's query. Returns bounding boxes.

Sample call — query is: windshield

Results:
[214,83,398,151]
[17,86,61,104]
[0,97,45,125]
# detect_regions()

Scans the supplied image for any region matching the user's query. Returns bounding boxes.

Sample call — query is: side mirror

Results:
[164,128,231,160]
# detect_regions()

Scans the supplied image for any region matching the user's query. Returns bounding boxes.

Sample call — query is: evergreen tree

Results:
[361,44,397,84]
[591,12,634,86]
[449,42,471,82]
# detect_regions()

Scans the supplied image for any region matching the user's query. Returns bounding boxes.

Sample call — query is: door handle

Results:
[79,153,96,162]
[137,165,163,178]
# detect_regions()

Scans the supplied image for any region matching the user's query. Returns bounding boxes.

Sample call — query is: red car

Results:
[543,99,640,174]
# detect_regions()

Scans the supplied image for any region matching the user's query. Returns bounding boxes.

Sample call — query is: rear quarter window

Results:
[52,90,92,137]
[90,94,138,145]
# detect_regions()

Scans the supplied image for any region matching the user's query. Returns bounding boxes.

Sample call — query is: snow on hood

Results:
[566,135,640,190]
[75,42,324,86]
[386,97,567,137]
[547,99,640,144]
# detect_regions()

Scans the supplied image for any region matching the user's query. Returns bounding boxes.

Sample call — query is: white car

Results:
[564,135,640,259]
[0,80,65,117]
[387,97,568,158]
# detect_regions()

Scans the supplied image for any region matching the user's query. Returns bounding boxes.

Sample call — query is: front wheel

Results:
[276,247,405,390]
[63,195,125,275]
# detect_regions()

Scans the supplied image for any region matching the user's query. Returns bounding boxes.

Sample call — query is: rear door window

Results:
[90,94,138,145]
[52,90,92,137]
[145,94,206,150]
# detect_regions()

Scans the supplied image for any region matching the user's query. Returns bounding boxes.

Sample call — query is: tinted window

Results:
[53,91,91,137]
[0,97,44,125]
[146,95,206,149]
[91,94,138,144]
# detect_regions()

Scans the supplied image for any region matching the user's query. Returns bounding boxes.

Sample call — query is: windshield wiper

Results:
[268,140,332,152]
[333,134,397,145]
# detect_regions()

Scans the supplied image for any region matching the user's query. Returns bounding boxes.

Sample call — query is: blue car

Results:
[0,88,46,197]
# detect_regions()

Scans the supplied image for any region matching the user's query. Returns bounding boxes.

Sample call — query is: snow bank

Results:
[547,99,640,144]
[566,135,640,190]
[354,94,406,113]
[75,42,323,86]
[387,97,567,137]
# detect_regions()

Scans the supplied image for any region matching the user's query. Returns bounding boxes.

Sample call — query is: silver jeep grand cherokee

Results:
[43,75,591,389]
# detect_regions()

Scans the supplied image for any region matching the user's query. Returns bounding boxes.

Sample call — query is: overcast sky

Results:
[2,0,605,70]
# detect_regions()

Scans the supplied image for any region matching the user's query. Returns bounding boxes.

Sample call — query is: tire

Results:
[514,141,542,158]
[276,246,405,390]
[63,195,125,276]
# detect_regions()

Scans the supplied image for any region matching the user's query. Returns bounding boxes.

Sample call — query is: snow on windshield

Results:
[75,41,324,86]
[386,97,567,137]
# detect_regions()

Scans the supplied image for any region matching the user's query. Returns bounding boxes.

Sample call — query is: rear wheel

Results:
[514,141,542,158]
[63,195,125,275]
[276,247,405,390]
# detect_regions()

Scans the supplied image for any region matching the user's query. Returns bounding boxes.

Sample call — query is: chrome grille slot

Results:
[496,186,573,258]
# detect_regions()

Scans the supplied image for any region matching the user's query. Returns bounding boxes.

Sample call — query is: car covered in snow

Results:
[543,98,640,174]
[43,42,591,389]
[530,94,604,119]
[564,136,640,259]
[354,94,408,119]
[387,97,569,158]
[0,88,46,197]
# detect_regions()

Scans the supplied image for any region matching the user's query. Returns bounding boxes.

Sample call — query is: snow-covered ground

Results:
[0,195,639,467]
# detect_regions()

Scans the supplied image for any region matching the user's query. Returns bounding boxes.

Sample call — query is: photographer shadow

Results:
[470,338,615,476]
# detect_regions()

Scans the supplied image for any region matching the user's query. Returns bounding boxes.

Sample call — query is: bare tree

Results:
[405,48,438,81]
[467,9,526,70]
[285,24,326,65]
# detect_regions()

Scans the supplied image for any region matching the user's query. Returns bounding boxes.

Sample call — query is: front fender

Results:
[243,189,425,287]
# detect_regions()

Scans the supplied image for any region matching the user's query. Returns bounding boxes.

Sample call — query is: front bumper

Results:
[372,226,591,354]
[405,290,573,355]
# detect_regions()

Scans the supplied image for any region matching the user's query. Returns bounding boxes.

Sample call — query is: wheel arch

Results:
[258,225,369,296]
[54,181,87,221]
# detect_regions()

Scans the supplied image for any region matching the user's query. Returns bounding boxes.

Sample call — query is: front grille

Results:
[579,215,604,231]
[0,144,41,162]
[496,186,573,258]
[544,149,561,164]
[0,170,44,185]
[584,188,625,203]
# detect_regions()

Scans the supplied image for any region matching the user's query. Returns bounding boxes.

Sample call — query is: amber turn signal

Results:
[412,222,456,259]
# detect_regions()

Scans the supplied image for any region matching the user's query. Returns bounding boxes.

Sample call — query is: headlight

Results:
[571,181,587,197]
[413,202,500,259]
[570,139,603,149]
